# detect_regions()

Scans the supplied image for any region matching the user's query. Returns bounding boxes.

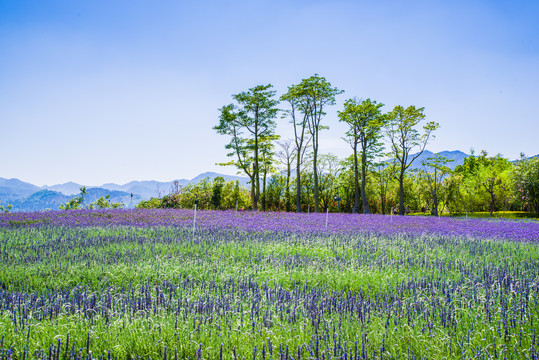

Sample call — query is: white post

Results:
[390,207,393,223]
[192,203,197,236]
[325,207,329,231]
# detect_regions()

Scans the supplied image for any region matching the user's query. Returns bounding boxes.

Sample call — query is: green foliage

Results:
[2,225,539,357]
[88,195,124,209]
[512,155,539,216]
[210,176,225,210]
[136,178,251,211]
[419,154,454,216]
[386,105,440,215]
[59,186,88,210]
[136,197,162,209]
[455,151,513,215]
[282,74,343,212]
[214,84,280,210]
[59,187,123,210]
[0,202,13,213]
[338,98,385,213]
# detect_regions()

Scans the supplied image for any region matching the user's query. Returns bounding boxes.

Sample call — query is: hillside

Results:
[0,172,249,211]
[407,150,469,170]
[11,190,70,211]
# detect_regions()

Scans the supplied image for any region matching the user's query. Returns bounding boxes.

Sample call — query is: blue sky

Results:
[1,0,538,186]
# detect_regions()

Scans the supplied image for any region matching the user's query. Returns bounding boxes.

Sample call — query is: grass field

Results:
[1,210,539,359]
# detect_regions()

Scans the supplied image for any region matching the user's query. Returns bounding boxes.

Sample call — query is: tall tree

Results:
[316,153,341,211]
[259,134,279,211]
[281,86,311,212]
[512,154,539,216]
[338,98,385,214]
[276,139,296,212]
[372,160,396,215]
[386,105,439,215]
[420,154,453,216]
[214,84,279,210]
[284,74,343,212]
[455,151,512,215]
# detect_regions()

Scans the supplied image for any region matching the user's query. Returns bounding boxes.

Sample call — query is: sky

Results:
[1,0,538,186]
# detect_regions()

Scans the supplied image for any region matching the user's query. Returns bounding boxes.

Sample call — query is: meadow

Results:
[1,210,539,359]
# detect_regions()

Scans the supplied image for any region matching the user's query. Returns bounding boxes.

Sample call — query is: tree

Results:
[220,180,251,210]
[316,153,341,211]
[512,155,539,216]
[214,84,279,210]
[276,139,296,212]
[338,98,385,214]
[259,135,279,211]
[371,160,396,215]
[440,173,464,215]
[88,195,124,209]
[136,198,161,209]
[59,186,88,210]
[420,154,453,216]
[211,176,225,210]
[281,85,310,213]
[283,74,343,212]
[265,174,287,211]
[336,156,356,213]
[386,105,439,215]
[0,203,12,213]
[455,151,512,215]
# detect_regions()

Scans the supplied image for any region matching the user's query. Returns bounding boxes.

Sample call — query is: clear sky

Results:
[1,0,538,186]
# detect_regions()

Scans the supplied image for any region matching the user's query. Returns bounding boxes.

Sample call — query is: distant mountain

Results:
[99,180,188,200]
[0,178,40,199]
[511,154,539,163]
[43,181,84,195]
[99,173,250,200]
[0,177,42,203]
[0,172,250,211]
[11,190,70,212]
[190,172,250,186]
[83,188,143,207]
[407,150,469,171]
[9,188,143,212]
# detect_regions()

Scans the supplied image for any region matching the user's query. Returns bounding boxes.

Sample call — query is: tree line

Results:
[213,74,439,216]
[138,74,538,217]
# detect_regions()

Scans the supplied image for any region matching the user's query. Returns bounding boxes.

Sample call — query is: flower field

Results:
[1,210,539,359]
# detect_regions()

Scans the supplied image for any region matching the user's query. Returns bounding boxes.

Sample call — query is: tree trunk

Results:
[353,142,360,214]
[296,156,302,213]
[285,162,291,212]
[489,192,495,216]
[262,169,267,212]
[254,126,259,211]
[250,176,256,209]
[380,187,386,215]
[360,149,370,214]
[432,190,438,217]
[313,145,319,213]
[398,172,405,215]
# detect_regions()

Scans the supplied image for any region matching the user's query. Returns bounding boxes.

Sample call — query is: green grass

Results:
[1,226,539,359]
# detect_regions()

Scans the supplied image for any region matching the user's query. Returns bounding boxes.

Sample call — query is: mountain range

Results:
[405,150,469,171]
[3,150,534,212]
[0,172,249,212]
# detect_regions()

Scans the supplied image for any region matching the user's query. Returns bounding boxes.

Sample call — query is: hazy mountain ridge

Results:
[7,188,143,212]
[11,190,71,211]
[407,150,469,171]
[0,172,249,211]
